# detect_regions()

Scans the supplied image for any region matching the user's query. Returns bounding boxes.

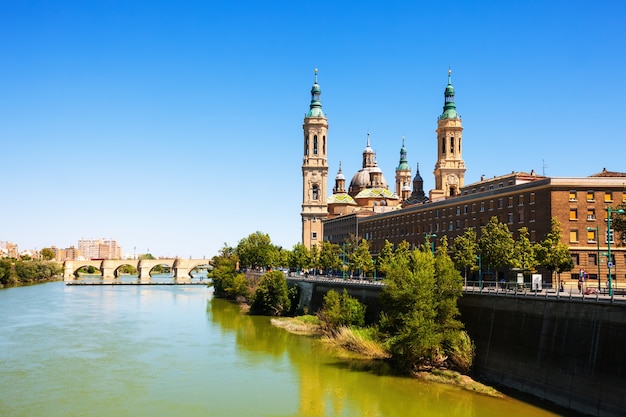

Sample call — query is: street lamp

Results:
[476,254,482,290]
[586,226,601,292]
[425,233,437,254]
[607,207,625,298]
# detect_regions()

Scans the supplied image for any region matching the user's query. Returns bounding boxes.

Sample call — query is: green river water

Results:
[0,280,565,417]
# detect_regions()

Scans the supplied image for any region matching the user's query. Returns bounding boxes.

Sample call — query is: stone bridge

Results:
[62,258,212,281]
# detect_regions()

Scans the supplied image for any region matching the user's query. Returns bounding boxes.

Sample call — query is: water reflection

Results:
[206,297,558,417]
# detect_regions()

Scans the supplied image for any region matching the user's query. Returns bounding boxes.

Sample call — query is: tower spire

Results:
[307,68,324,118]
[441,68,458,119]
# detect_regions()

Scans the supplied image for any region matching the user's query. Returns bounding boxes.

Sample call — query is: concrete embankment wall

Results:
[458,294,626,417]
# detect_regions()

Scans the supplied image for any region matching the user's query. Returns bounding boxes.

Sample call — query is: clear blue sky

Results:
[1,0,624,259]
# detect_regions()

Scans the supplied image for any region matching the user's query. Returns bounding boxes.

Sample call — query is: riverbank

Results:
[270,315,502,397]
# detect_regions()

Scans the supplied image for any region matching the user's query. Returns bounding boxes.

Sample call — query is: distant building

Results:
[77,238,122,260]
[0,241,19,259]
[52,246,82,261]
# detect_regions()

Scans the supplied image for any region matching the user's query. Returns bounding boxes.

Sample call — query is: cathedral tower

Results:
[301,69,328,248]
[395,136,412,201]
[431,69,466,201]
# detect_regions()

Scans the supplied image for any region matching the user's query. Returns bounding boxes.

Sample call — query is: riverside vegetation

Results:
[0,258,63,288]
[208,232,498,393]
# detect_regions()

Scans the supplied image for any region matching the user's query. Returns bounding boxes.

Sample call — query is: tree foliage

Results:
[40,248,55,261]
[348,239,373,278]
[535,218,573,286]
[209,244,249,299]
[236,231,279,270]
[0,259,62,287]
[379,242,473,373]
[452,228,477,281]
[512,227,537,271]
[478,216,515,272]
[318,289,366,332]
[250,270,291,316]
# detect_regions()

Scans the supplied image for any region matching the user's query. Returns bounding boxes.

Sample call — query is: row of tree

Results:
[0,259,63,287]
[223,215,576,286]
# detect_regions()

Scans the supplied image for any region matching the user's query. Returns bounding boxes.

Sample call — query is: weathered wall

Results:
[458,295,626,417]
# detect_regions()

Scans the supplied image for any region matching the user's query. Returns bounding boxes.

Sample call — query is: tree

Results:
[236,231,279,270]
[512,227,537,272]
[40,248,55,261]
[376,240,394,276]
[250,270,291,316]
[478,216,515,280]
[288,243,310,273]
[612,202,626,246]
[317,289,366,332]
[535,218,573,289]
[318,241,341,274]
[209,244,248,299]
[379,246,438,371]
[452,228,477,284]
[348,239,373,278]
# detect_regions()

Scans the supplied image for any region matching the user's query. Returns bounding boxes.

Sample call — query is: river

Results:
[0,280,565,417]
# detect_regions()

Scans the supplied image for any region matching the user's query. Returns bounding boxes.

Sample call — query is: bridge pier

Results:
[137,261,152,282]
[63,261,75,281]
[101,260,117,279]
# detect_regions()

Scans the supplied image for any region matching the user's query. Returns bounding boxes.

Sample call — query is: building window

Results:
[530,193,535,204]
[519,195,524,206]
[312,185,319,200]
[569,208,578,221]
[587,228,596,242]
[480,202,485,212]
[305,138,309,156]
[498,198,503,209]
[604,192,613,203]
[607,228,615,244]
[570,230,578,243]
[456,206,461,216]
[464,205,469,214]
[508,213,513,224]
[569,191,577,202]
[587,191,595,202]
[530,230,536,242]
[508,196,514,207]
[587,208,596,221]
[589,253,597,266]
[571,253,579,265]
[449,222,453,231]
[530,210,536,222]
[518,210,525,223]
[313,135,318,154]
[311,232,317,240]
[488,200,494,211]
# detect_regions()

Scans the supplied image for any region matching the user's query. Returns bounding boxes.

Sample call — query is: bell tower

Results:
[395,136,412,201]
[431,69,466,201]
[301,69,328,248]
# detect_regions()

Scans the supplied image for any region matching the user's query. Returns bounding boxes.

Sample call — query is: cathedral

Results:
[301,69,466,248]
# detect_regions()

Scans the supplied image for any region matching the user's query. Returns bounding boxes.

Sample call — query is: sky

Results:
[1,0,625,259]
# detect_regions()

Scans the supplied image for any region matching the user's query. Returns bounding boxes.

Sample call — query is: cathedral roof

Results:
[397,136,410,171]
[354,188,398,199]
[328,194,357,205]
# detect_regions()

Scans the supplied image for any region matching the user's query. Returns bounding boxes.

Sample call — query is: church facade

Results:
[300,70,626,287]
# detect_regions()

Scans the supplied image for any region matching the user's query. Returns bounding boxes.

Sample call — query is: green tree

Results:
[288,243,310,273]
[379,246,438,371]
[348,239,373,278]
[512,227,537,271]
[40,248,55,261]
[318,289,366,332]
[376,240,394,276]
[209,244,248,299]
[478,216,515,280]
[612,202,626,246]
[0,259,17,286]
[452,228,477,284]
[236,231,279,270]
[250,270,291,316]
[309,244,320,274]
[318,241,341,274]
[535,218,573,289]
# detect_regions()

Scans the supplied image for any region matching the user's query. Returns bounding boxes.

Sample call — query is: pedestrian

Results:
[577,278,582,293]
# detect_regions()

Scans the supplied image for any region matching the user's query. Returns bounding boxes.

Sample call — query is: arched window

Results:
[305,138,309,156]
[313,135,318,155]
[323,136,326,154]
[450,137,455,153]
[312,185,319,200]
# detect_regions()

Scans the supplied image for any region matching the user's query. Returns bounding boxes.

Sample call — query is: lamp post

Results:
[606,207,625,298]
[425,233,437,254]
[586,226,601,292]
[476,254,482,290]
